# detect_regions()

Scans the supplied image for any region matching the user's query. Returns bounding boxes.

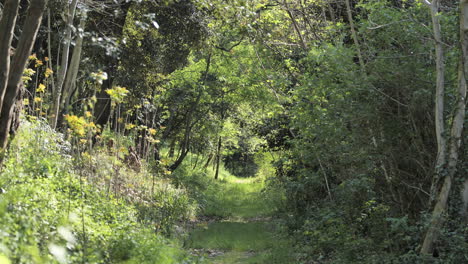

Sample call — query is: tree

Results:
[420,0,468,255]
[49,0,79,128]
[0,0,48,161]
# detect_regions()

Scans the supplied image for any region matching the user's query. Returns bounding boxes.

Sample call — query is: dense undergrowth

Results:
[0,121,201,263]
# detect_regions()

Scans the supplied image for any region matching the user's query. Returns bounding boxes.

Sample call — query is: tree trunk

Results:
[461,179,468,221]
[420,0,467,255]
[214,136,222,180]
[0,0,20,109]
[458,1,468,222]
[46,9,56,102]
[431,0,447,178]
[283,0,307,51]
[0,0,48,157]
[50,0,79,128]
[345,0,365,72]
[169,117,192,171]
[61,13,86,113]
[192,152,200,169]
[203,153,213,169]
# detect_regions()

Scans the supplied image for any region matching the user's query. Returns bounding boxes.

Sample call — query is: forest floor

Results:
[185,175,295,264]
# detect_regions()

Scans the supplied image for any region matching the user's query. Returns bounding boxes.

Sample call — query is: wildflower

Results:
[36,84,46,93]
[148,128,157,135]
[45,68,53,78]
[125,123,136,130]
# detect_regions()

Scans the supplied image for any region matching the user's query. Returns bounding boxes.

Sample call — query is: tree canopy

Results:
[0,0,466,263]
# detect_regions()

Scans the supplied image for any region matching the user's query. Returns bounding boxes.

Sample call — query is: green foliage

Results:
[267,1,466,262]
[188,222,276,251]
[4,0,467,262]
[171,158,281,219]
[136,181,197,235]
[0,121,199,263]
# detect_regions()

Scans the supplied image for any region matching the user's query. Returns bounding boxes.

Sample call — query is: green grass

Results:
[183,161,296,264]
[203,175,277,219]
[187,221,275,251]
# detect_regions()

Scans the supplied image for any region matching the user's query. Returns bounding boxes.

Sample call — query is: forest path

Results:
[186,176,293,264]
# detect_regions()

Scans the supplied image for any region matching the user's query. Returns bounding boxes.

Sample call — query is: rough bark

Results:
[0,0,20,109]
[0,0,48,155]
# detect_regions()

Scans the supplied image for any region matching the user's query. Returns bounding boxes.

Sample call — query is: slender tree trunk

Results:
[168,138,176,158]
[61,13,86,113]
[461,179,468,221]
[458,1,468,222]
[169,110,194,171]
[283,0,307,50]
[214,136,222,180]
[345,0,365,72]
[0,0,48,157]
[204,153,213,169]
[47,9,56,101]
[50,0,79,128]
[431,0,447,176]
[0,0,20,109]
[326,0,336,22]
[192,152,200,169]
[421,0,467,255]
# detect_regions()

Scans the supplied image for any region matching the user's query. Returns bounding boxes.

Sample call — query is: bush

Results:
[0,120,199,263]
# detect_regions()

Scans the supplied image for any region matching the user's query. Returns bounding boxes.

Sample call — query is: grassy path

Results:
[186,176,294,264]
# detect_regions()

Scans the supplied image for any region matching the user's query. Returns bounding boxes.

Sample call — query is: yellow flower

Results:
[148,128,157,135]
[86,122,96,128]
[23,99,29,105]
[84,111,92,118]
[45,68,53,78]
[35,60,43,67]
[146,136,160,144]
[28,54,37,61]
[34,97,42,103]
[64,115,87,137]
[125,123,136,130]
[106,86,129,104]
[117,117,124,123]
[36,83,46,93]
[44,57,49,62]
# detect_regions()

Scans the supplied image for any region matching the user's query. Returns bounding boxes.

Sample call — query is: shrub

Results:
[0,120,199,263]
